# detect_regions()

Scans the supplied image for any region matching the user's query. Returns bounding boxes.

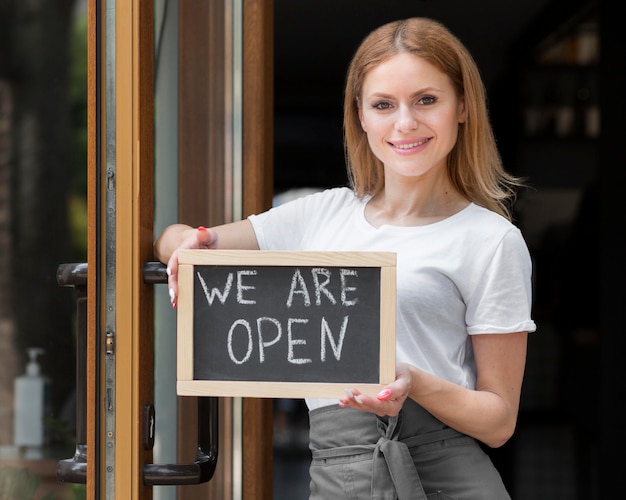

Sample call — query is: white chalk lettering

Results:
[236,269,257,304]
[197,271,234,305]
[286,269,311,307]
[227,319,253,364]
[256,317,282,362]
[223,314,355,365]
[311,268,337,305]
[287,318,312,364]
[340,269,359,306]
[320,315,349,361]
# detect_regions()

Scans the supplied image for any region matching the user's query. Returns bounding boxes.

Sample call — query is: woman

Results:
[155,17,536,499]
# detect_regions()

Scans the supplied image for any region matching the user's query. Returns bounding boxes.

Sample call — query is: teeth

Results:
[394,139,427,149]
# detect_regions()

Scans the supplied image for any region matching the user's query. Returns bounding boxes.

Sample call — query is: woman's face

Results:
[359,52,466,182]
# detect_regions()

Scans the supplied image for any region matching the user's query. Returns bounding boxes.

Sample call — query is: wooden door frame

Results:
[112,0,155,498]
[241,1,274,498]
[88,0,155,497]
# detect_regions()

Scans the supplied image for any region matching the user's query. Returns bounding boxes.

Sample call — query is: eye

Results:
[371,101,393,111]
[418,95,437,105]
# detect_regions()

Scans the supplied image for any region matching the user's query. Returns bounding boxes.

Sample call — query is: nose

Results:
[395,105,418,132]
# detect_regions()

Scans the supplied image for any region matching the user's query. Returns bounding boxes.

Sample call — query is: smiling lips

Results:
[390,138,430,150]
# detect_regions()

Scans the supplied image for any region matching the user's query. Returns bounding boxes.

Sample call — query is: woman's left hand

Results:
[339,363,413,416]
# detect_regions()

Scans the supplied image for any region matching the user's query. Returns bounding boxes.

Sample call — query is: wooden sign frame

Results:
[176,249,396,398]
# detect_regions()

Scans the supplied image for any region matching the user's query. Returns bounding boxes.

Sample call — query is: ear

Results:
[457,96,467,124]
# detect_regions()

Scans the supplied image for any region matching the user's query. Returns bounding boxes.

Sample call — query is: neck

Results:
[366,177,468,227]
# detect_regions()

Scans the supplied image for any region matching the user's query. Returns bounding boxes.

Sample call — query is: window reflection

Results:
[0,1,87,498]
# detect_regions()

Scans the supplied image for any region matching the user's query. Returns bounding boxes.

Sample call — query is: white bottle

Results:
[14,347,49,458]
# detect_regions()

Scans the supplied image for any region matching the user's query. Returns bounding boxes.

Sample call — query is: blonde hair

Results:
[344,17,523,220]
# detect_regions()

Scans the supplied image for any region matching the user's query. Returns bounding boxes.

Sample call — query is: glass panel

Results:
[0,1,87,498]
[153,0,178,498]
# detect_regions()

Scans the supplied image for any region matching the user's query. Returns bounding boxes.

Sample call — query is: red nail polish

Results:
[377,389,391,401]
[198,226,207,231]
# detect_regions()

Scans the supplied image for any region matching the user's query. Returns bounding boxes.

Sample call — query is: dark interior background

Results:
[274,0,594,192]
[272,1,623,499]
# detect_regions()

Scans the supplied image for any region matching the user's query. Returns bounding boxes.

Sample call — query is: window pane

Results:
[0,1,87,498]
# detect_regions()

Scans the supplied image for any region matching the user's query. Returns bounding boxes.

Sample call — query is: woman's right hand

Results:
[155,225,219,307]
[154,220,259,307]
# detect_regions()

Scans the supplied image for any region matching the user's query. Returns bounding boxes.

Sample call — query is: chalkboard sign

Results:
[176,250,396,398]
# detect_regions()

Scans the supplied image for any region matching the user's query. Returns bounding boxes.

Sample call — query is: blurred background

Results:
[0,0,622,499]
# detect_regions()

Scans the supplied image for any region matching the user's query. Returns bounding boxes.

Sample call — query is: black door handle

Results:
[55,262,219,486]
[142,261,219,485]
[56,263,88,484]
[143,396,219,485]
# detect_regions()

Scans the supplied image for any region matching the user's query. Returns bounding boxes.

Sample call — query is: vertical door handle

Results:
[142,262,219,485]
[142,396,219,485]
[56,263,88,484]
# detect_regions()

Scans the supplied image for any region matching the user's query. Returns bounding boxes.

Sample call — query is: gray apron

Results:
[308,399,511,500]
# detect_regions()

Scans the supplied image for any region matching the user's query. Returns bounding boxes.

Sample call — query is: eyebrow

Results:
[364,87,445,100]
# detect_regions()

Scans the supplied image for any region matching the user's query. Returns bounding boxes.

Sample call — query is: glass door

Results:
[83,0,274,498]
[0,1,88,499]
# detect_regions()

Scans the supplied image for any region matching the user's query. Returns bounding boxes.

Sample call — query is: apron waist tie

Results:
[374,437,426,500]
[373,427,463,500]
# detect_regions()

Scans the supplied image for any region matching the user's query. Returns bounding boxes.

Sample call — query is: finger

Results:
[167,248,179,277]
[377,388,392,401]
[338,389,353,407]
[168,286,177,308]
[167,275,178,308]
[339,389,360,408]
[197,226,219,248]
[167,251,179,308]
[344,388,363,405]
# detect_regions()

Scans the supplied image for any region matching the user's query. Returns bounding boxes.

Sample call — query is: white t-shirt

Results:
[248,187,536,410]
